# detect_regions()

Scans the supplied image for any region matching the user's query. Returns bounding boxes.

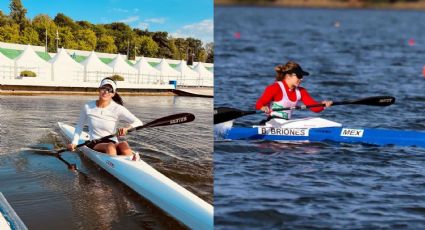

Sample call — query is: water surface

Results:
[0,95,212,229]
[215,6,425,229]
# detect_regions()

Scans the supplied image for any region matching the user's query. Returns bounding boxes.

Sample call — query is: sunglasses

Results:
[291,73,303,80]
[99,87,114,93]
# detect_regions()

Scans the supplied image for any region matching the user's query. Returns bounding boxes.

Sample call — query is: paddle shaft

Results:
[214,96,395,124]
[272,96,395,111]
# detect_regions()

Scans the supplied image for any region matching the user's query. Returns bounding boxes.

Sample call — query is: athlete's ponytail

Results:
[112,92,124,105]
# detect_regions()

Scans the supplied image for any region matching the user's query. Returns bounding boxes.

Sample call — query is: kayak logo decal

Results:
[106,160,115,168]
[170,117,187,124]
[379,98,394,103]
[341,128,364,137]
[258,127,309,136]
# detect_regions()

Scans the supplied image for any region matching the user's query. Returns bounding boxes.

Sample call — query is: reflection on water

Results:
[0,94,212,229]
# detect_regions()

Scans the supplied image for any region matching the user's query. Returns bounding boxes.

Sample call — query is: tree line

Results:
[0,0,214,63]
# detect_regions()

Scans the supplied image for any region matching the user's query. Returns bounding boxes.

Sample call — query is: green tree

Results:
[152,31,175,58]
[54,13,79,30]
[74,29,97,50]
[0,2,215,61]
[133,28,152,37]
[92,24,108,37]
[135,35,158,57]
[19,26,39,44]
[104,22,134,54]
[174,38,189,60]
[197,49,207,62]
[9,0,28,31]
[0,23,20,42]
[152,31,169,48]
[186,37,205,62]
[58,26,78,49]
[205,42,214,63]
[168,39,179,59]
[32,14,58,51]
[0,10,12,27]
[96,34,117,53]
[76,20,94,30]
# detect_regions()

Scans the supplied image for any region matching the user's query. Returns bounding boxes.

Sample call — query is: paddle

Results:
[57,113,195,154]
[214,96,395,124]
[54,113,195,170]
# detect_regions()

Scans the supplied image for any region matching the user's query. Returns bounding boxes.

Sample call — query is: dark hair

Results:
[101,77,124,105]
[274,61,301,81]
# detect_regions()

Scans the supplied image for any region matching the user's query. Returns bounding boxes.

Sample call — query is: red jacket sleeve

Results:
[255,84,279,110]
[299,87,324,113]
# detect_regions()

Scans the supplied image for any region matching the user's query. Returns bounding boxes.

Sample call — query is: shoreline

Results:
[0,85,213,97]
[214,0,425,10]
[0,90,175,96]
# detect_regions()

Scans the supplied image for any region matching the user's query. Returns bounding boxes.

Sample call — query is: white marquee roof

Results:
[15,45,50,67]
[108,53,137,74]
[80,51,112,72]
[193,62,213,78]
[49,47,83,70]
[133,56,160,75]
[175,60,199,78]
[155,58,180,77]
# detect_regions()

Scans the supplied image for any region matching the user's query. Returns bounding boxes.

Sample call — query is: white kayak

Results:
[0,192,27,230]
[58,122,213,230]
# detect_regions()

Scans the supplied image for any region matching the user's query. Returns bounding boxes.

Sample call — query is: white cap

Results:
[99,78,117,92]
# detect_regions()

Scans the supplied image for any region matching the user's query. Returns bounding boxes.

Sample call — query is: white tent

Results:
[174,60,199,86]
[49,47,84,82]
[0,51,15,80]
[14,45,51,81]
[108,54,138,83]
[155,58,179,84]
[193,62,213,87]
[81,51,113,83]
[133,56,161,84]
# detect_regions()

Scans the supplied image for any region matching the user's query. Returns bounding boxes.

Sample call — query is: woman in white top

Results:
[67,77,143,157]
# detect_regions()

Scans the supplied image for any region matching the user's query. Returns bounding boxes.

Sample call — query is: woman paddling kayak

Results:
[256,61,332,123]
[67,77,143,159]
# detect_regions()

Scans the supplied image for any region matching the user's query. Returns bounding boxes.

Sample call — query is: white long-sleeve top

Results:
[71,100,143,145]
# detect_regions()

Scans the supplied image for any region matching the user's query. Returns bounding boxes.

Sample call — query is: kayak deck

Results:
[58,122,213,230]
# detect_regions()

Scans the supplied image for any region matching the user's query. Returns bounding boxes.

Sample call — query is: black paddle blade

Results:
[139,113,195,129]
[214,107,256,124]
[349,96,396,106]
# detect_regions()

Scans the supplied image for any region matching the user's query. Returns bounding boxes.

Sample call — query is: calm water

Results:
[0,95,212,229]
[215,6,425,229]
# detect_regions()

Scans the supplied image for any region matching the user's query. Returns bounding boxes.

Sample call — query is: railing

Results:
[0,65,14,79]
[0,67,213,87]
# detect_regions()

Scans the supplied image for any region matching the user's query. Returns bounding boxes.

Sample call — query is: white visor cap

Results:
[99,79,117,92]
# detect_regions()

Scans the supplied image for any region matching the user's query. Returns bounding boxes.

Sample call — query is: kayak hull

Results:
[58,122,213,230]
[224,125,425,148]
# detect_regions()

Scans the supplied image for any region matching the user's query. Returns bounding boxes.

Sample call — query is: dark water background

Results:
[214,6,425,229]
[0,95,212,229]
